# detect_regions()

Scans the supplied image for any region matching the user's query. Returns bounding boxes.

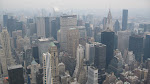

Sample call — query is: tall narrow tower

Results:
[106,9,113,31]
[49,42,59,84]
[0,28,14,76]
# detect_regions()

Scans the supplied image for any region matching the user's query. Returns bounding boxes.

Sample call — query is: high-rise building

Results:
[122,9,128,31]
[35,17,45,38]
[73,44,84,78]
[32,45,39,63]
[38,38,53,65]
[94,43,106,70]
[113,19,120,32]
[3,15,8,27]
[102,17,107,30]
[59,15,77,51]
[144,34,150,61]
[25,48,33,66]
[147,58,150,84]
[117,31,131,53]
[85,43,95,64]
[106,9,113,31]
[101,30,115,67]
[86,66,98,84]
[0,28,14,76]
[129,35,143,61]
[8,65,24,84]
[43,52,52,84]
[49,42,59,84]
[45,17,51,38]
[67,28,79,58]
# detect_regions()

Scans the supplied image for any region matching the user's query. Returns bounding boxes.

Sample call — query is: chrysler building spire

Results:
[106,9,113,31]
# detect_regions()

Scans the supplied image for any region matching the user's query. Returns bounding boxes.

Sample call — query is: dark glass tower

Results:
[144,34,150,61]
[101,30,115,67]
[45,17,50,38]
[129,35,143,61]
[32,46,39,63]
[8,65,24,84]
[3,15,8,27]
[122,9,128,31]
[114,19,120,32]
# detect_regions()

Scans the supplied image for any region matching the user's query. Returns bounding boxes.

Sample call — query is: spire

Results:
[106,9,113,31]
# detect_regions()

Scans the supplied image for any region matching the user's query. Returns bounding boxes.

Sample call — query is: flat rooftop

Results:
[8,65,23,70]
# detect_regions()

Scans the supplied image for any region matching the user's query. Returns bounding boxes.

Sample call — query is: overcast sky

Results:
[1,0,150,10]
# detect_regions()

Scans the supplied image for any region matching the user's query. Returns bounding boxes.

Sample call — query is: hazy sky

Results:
[1,0,150,9]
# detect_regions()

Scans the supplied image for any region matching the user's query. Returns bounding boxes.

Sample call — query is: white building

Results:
[73,44,84,78]
[87,66,98,84]
[43,52,52,84]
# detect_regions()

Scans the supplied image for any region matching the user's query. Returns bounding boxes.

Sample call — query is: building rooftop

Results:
[31,59,38,65]
[8,65,23,70]
[50,42,56,47]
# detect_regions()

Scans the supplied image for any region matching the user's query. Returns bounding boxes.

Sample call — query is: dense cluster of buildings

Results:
[0,8,150,84]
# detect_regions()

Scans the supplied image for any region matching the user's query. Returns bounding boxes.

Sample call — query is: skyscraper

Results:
[106,9,113,31]
[8,65,24,84]
[43,52,52,84]
[67,28,79,58]
[59,15,77,51]
[3,15,8,27]
[45,17,51,38]
[101,30,115,67]
[129,35,143,61]
[49,42,59,84]
[0,28,14,71]
[144,34,150,61]
[122,9,128,31]
[87,66,98,84]
[117,31,131,53]
[113,19,120,32]
[35,17,45,38]
[73,44,84,78]
[94,43,106,70]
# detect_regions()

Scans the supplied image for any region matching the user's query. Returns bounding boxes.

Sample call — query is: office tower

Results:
[36,68,43,84]
[0,28,14,68]
[27,59,41,84]
[35,17,45,38]
[147,58,150,84]
[25,48,32,66]
[0,24,2,32]
[144,34,150,61]
[106,9,113,31]
[51,19,57,39]
[94,26,101,42]
[129,35,143,61]
[85,22,93,37]
[122,9,128,30]
[38,38,52,65]
[45,17,51,38]
[67,28,79,58]
[0,45,8,77]
[74,44,84,78]
[102,17,107,30]
[3,15,8,27]
[108,50,124,77]
[8,65,24,84]
[86,66,98,84]
[49,42,59,84]
[101,30,115,67]
[59,15,77,51]
[43,52,52,84]
[113,20,120,32]
[32,46,39,63]
[85,43,95,64]
[118,31,131,53]
[94,43,106,70]
[7,17,23,36]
